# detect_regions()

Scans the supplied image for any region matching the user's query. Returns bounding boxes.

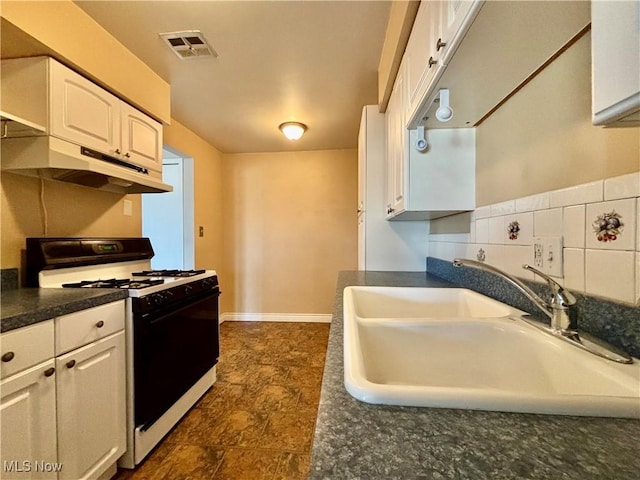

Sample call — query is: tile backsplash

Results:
[428,172,640,305]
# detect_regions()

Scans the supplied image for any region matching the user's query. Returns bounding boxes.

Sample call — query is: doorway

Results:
[142,147,195,270]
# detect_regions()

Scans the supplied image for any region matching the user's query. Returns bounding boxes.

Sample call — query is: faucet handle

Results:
[522,264,576,306]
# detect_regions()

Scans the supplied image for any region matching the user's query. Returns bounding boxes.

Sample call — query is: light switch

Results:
[199,226,204,237]
[123,199,133,216]
[532,236,563,278]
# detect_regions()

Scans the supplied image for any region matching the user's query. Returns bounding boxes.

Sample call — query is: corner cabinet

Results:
[591,0,640,126]
[1,56,163,175]
[0,300,126,480]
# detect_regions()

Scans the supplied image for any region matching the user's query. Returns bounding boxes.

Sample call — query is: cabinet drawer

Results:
[1,320,54,380]
[55,301,125,355]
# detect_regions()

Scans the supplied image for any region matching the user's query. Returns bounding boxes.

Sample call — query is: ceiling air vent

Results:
[159,30,218,60]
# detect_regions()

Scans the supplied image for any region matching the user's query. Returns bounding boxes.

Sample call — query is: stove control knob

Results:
[153,294,165,306]
[185,285,194,296]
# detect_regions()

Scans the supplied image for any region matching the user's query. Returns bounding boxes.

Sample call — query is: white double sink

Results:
[343,286,640,418]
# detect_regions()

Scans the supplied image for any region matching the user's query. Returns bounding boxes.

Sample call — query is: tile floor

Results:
[115,321,330,480]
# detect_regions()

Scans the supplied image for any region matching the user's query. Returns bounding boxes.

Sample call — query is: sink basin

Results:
[343,286,640,418]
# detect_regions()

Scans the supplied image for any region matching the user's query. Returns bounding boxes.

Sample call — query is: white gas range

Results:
[26,238,220,469]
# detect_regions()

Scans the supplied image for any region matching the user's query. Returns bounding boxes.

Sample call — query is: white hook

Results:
[415,125,428,152]
[435,88,453,122]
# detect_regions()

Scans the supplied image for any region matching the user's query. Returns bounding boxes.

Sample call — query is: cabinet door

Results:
[121,102,163,173]
[1,360,58,480]
[405,0,444,121]
[49,59,121,156]
[385,73,406,219]
[55,332,126,480]
[440,0,478,65]
[357,108,367,269]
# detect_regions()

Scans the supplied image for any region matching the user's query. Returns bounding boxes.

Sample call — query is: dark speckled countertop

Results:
[1,288,128,333]
[309,271,640,480]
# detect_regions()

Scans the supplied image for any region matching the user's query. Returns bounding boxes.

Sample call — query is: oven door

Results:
[133,287,219,430]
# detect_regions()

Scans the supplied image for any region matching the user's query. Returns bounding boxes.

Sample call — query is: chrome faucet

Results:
[453,258,633,364]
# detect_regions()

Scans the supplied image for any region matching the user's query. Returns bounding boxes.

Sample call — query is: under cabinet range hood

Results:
[1,135,173,194]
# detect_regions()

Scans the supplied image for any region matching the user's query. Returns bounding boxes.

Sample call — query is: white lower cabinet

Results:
[0,360,58,480]
[56,332,126,480]
[0,301,126,480]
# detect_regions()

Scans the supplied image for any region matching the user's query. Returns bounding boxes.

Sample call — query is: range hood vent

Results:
[159,30,218,60]
[1,136,173,194]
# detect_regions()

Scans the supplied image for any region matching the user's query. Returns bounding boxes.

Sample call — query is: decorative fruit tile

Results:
[504,212,533,245]
[585,199,636,251]
[507,220,520,240]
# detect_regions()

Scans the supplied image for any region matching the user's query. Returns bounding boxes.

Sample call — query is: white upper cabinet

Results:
[121,102,163,173]
[591,0,640,126]
[50,59,122,157]
[386,58,475,221]
[1,56,163,174]
[386,62,407,218]
[405,0,444,121]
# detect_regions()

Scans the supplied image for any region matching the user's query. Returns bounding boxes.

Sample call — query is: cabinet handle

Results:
[66,360,76,369]
[124,153,131,158]
[96,320,105,328]
[44,367,56,377]
[436,38,447,51]
[428,57,437,68]
[387,207,395,214]
[115,148,121,155]
[1,352,15,362]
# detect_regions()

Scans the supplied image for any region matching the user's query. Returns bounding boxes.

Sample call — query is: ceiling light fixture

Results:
[279,122,307,141]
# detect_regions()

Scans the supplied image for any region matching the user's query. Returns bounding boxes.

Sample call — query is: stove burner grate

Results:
[132,269,206,278]
[62,278,165,289]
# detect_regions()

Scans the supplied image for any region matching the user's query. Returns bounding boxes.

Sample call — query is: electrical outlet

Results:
[532,236,563,278]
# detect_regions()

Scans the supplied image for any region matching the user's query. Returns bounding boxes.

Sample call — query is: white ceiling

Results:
[74,1,391,154]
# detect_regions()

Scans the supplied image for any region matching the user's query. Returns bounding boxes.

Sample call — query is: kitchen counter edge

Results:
[1,288,129,333]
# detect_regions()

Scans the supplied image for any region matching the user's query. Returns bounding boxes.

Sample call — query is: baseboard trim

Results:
[220,312,332,324]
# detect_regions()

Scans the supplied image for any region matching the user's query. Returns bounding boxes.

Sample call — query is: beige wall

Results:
[476,33,640,207]
[163,119,224,272]
[1,173,141,271]
[221,149,358,314]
